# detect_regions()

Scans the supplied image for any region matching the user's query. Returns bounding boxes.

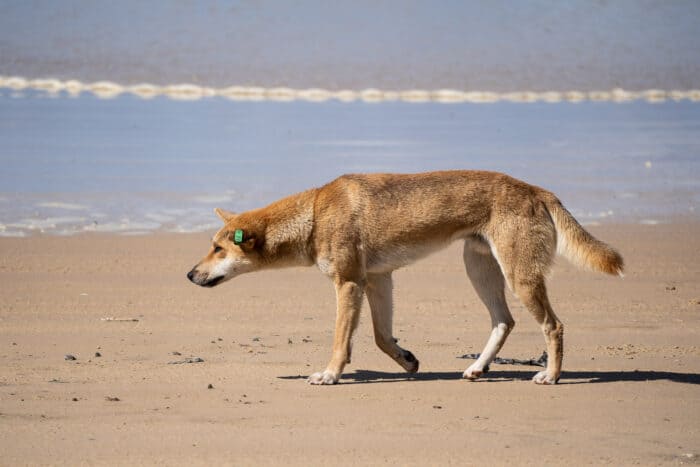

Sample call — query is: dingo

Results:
[187,171,623,385]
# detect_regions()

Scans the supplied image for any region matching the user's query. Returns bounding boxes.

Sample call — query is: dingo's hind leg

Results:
[367,273,419,373]
[462,236,514,380]
[492,216,562,384]
[514,279,563,384]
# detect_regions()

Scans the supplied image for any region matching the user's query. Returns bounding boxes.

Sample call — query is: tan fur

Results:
[188,170,623,385]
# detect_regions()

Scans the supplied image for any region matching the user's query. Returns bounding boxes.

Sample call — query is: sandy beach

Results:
[1,222,698,465]
[2,1,699,465]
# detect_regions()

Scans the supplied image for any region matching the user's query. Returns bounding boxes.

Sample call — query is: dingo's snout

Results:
[187,266,224,288]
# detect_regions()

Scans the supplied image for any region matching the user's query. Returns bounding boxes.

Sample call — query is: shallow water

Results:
[0,90,699,236]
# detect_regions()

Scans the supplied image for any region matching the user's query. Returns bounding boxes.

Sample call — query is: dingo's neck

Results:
[256,188,317,267]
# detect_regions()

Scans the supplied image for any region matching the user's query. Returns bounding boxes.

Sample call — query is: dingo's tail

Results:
[545,196,624,276]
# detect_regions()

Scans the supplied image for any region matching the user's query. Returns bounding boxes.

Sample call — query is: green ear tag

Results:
[233,229,244,245]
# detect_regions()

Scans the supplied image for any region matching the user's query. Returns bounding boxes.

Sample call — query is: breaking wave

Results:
[2,75,699,104]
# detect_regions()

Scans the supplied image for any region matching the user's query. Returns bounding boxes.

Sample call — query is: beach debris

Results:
[207,384,214,389]
[64,354,77,361]
[432,405,443,410]
[252,337,261,342]
[72,397,79,402]
[48,378,68,383]
[665,286,677,291]
[94,352,101,357]
[302,337,312,343]
[172,351,182,356]
[168,357,204,365]
[101,317,139,322]
[238,394,252,405]
[288,338,293,344]
[459,351,548,368]
[105,396,120,402]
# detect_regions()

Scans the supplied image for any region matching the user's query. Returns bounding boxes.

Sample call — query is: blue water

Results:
[2,1,699,91]
[1,90,699,235]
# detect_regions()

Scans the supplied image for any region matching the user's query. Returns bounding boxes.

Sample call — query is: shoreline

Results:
[3,217,699,239]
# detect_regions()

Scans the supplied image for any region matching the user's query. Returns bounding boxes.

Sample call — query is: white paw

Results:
[307,370,339,385]
[532,370,558,385]
[463,364,484,380]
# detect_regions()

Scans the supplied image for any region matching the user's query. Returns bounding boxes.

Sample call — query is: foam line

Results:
[1,75,699,104]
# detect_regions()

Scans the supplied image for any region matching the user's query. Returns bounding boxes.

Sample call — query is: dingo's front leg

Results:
[367,273,419,373]
[308,279,364,385]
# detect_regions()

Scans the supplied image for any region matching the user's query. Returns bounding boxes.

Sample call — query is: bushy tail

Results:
[545,196,624,276]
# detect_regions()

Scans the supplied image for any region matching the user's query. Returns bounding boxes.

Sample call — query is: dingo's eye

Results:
[213,245,223,253]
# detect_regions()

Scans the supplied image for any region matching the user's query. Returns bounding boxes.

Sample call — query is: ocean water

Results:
[2,0,699,91]
[0,90,699,236]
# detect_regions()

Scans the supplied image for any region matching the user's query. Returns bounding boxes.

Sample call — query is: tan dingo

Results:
[187,171,623,385]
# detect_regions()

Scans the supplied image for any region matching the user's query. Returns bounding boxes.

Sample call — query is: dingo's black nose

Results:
[187,269,195,282]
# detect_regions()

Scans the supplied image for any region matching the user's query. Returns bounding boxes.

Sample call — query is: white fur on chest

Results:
[316,258,336,276]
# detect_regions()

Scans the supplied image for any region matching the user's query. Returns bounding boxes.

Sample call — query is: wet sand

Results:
[1,223,699,465]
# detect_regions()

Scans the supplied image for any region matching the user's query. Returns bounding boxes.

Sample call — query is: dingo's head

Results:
[187,208,264,288]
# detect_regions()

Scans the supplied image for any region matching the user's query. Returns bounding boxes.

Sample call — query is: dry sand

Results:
[1,223,699,465]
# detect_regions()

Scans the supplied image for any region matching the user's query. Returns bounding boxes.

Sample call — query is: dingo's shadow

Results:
[279,369,700,385]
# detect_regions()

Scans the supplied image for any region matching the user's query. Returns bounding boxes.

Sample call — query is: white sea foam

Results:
[0,230,27,237]
[167,223,220,234]
[10,216,87,231]
[2,75,699,104]
[36,201,89,211]
[87,220,162,233]
[143,213,176,223]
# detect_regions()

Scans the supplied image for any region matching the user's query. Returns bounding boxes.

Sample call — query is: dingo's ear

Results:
[228,229,257,251]
[214,208,236,222]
